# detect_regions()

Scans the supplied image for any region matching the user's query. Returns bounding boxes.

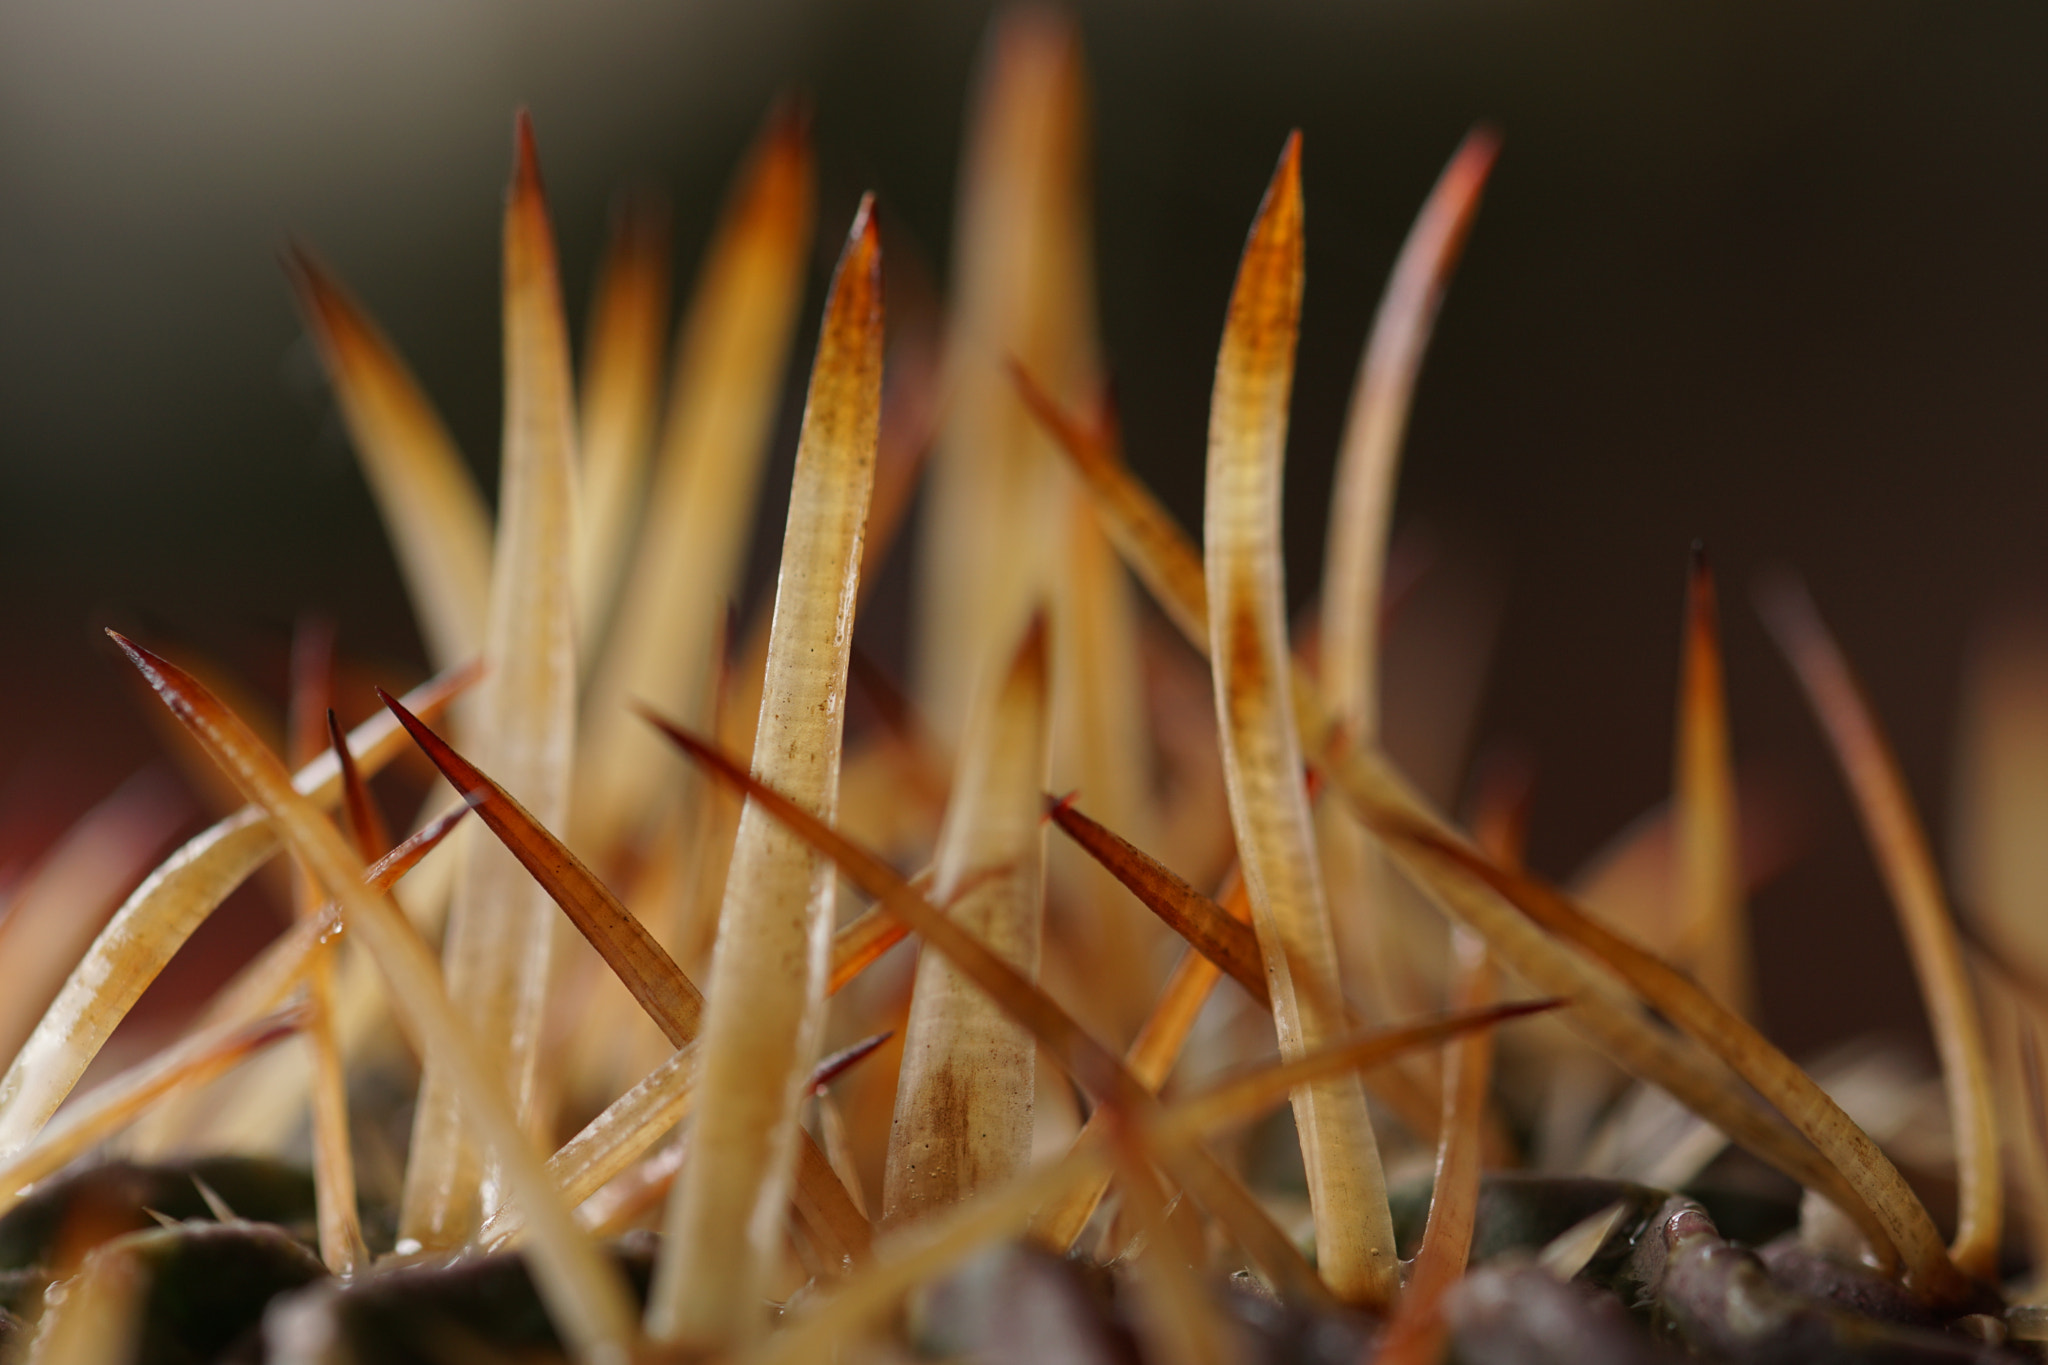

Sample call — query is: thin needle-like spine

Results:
[1673,547,1750,1015]
[1029,866,1252,1251]
[488,1029,893,1253]
[743,1000,1541,1365]
[327,710,392,859]
[1375,942,1494,1365]
[1047,799,1268,1002]
[128,802,471,1162]
[1025,18,1159,1044]
[578,106,815,858]
[1143,1002,1555,1148]
[285,256,493,673]
[1332,741,1932,1273]
[751,1151,1096,1365]
[0,665,474,1158]
[1374,767,1516,1365]
[1205,133,1398,1308]
[0,772,189,1075]
[376,690,872,1267]
[402,113,581,1250]
[1012,364,1209,649]
[884,616,1051,1225]
[124,801,471,1160]
[1954,618,2048,1287]
[160,803,474,1041]
[1317,129,1497,1026]
[1953,617,2048,994]
[915,9,1095,747]
[1317,127,1496,736]
[110,633,638,1365]
[647,716,1337,1311]
[574,194,671,657]
[647,200,882,1350]
[705,300,945,833]
[909,13,1159,1036]
[481,1043,699,1250]
[1046,798,1449,1144]
[1760,577,2002,1284]
[1039,377,1914,1278]
[290,706,365,1273]
[0,1006,306,1221]
[285,626,358,1275]
[1369,802,1970,1300]
[287,621,337,810]
[1104,1113,1240,1365]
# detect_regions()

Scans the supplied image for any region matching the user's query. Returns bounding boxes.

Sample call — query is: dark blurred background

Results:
[4,0,2046,1055]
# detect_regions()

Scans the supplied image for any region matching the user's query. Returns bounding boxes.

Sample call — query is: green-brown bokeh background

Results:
[5,0,2047,1056]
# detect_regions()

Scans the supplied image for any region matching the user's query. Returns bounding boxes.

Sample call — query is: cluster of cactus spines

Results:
[2,6,2043,1364]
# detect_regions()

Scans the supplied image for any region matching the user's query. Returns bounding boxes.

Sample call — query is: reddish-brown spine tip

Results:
[1449,125,1503,197]
[1686,544,1720,645]
[374,686,482,794]
[846,191,880,269]
[244,1002,316,1053]
[1273,129,1303,202]
[589,195,672,350]
[373,685,411,726]
[279,242,318,303]
[1009,359,1116,474]
[1751,567,1817,651]
[808,192,884,414]
[723,97,817,245]
[279,245,375,363]
[1013,605,1051,675]
[107,629,170,690]
[1430,126,1502,273]
[374,686,451,776]
[106,631,240,761]
[512,108,544,203]
[764,93,814,156]
[1463,122,1504,163]
[809,1030,893,1093]
[1221,132,1306,379]
[327,706,392,861]
[1233,132,1302,276]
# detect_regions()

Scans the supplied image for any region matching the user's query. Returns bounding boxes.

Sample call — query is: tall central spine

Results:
[1203,134,1399,1309]
[647,199,883,1350]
